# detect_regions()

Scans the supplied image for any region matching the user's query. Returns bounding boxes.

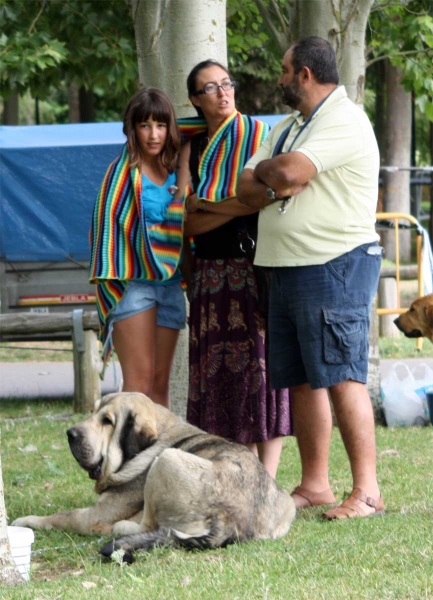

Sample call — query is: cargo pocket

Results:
[323,305,369,364]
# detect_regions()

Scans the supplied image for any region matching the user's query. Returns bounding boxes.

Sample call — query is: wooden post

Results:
[72,328,101,413]
[378,277,400,337]
[169,298,189,419]
[0,311,102,413]
[367,296,385,424]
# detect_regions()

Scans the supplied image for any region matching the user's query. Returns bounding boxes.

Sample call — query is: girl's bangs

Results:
[135,97,171,124]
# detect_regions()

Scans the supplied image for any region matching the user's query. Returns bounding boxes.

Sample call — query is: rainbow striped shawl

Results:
[89,144,184,370]
[181,111,269,201]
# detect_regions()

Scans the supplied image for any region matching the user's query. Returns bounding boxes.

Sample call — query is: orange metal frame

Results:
[375,212,424,349]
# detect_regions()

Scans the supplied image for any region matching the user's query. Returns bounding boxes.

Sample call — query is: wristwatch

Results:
[266,187,291,203]
[266,187,276,201]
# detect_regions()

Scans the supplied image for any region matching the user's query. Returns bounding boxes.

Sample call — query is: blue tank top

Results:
[141,171,177,225]
[139,171,182,286]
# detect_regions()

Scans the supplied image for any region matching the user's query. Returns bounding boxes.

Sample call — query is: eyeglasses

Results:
[193,81,237,96]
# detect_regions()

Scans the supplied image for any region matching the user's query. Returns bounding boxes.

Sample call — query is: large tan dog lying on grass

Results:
[394,293,433,342]
[13,393,296,562]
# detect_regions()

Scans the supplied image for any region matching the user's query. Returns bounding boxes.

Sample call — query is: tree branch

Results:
[269,0,289,30]
[253,0,289,55]
[371,1,429,15]
[342,0,362,34]
[331,0,374,35]
[63,2,118,50]
[28,0,46,35]
[370,1,402,13]
[367,47,433,67]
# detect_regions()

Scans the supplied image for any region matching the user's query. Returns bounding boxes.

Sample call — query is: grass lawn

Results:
[0,341,74,362]
[0,336,432,363]
[1,398,432,599]
[379,336,433,359]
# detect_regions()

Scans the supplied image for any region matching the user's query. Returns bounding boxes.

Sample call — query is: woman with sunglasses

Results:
[178,60,292,478]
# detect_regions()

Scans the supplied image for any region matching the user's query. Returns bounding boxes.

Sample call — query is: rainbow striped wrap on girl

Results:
[183,111,269,200]
[89,144,184,371]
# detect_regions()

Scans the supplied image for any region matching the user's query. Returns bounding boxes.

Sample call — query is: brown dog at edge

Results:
[394,293,433,343]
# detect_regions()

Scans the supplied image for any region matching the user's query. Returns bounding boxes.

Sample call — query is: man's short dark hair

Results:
[290,37,339,85]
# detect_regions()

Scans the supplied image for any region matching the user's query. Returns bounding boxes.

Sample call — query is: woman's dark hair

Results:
[123,87,180,171]
[290,37,339,85]
[186,59,231,117]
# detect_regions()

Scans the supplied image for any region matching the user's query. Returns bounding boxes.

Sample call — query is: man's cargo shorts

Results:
[268,242,383,390]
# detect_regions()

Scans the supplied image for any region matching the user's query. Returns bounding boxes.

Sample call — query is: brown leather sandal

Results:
[322,488,385,520]
[291,486,337,508]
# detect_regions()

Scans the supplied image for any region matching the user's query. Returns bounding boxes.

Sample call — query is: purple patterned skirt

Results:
[187,257,292,444]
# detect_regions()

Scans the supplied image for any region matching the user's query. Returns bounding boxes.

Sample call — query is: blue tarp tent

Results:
[0,122,126,262]
[0,116,284,262]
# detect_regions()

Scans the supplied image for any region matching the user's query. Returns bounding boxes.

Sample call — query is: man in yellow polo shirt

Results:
[237,36,384,520]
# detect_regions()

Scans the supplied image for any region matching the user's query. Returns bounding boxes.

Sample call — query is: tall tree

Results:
[382,61,412,260]
[126,0,227,117]
[288,0,374,104]
[252,0,374,103]
[367,0,433,258]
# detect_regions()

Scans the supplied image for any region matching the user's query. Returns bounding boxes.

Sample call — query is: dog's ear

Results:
[425,305,433,327]
[119,409,158,461]
[132,403,158,441]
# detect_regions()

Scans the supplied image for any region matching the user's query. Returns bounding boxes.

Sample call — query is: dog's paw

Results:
[99,540,134,564]
[12,516,48,530]
[112,520,141,536]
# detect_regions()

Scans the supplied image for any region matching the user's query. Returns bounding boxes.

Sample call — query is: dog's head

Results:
[394,293,433,342]
[66,392,162,485]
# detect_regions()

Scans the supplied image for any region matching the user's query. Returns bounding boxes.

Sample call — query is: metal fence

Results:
[379,166,433,226]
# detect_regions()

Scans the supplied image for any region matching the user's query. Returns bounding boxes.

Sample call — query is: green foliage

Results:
[48,0,137,96]
[1,0,137,116]
[228,0,269,65]
[368,0,433,121]
[0,0,68,96]
[227,0,288,114]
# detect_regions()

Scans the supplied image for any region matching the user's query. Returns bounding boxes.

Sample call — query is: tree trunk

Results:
[127,0,227,417]
[288,0,374,104]
[373,60,386,160]
[127,0,227,118]
[382,60,412,261]
[79,86,95,123]
[0,432,24,586]
[2,92,19,125]
[68,82,80,123]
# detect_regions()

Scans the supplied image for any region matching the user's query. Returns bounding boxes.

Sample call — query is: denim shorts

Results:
[268,242,383,390]
[109,281,186,330]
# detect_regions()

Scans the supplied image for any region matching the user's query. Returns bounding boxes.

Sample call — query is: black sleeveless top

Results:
[189,133,258,260]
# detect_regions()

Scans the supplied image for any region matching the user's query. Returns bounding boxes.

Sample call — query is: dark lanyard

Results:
[272,88,337,158]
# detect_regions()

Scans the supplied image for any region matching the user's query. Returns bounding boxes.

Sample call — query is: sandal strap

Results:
[350,488,381,509]
[291,486,336,507]
[323,487,385,520]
